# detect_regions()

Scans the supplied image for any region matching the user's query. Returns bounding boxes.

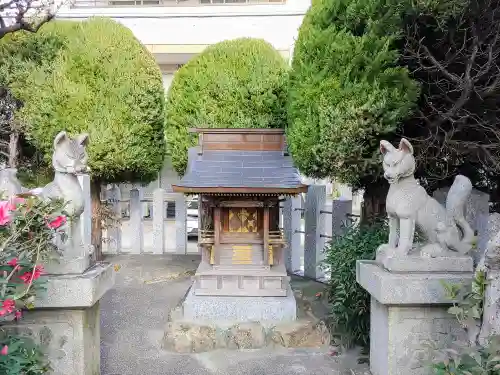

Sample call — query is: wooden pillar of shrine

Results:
[263,206,270,266]
[214,207,221,266]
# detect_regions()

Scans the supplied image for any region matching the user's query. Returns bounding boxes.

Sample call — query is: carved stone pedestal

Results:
[356,260,472,375]
[193,263,290,297]
[4,263,115,375]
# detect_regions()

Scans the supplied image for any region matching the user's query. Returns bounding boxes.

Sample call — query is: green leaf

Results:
[448,306,463,315]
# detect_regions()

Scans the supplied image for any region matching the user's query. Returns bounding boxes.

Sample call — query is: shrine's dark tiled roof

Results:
[175,149,304,190]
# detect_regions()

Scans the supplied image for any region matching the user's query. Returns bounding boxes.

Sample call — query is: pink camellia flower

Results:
[14,310,22,320]
[0,197,25,225]
[19,265,44,284]
[0,299,15,316]
[0,201,11,225]
[8,197,25,211]
[0,345,8,355]
[7,258,17,267]
[47,216,66,229]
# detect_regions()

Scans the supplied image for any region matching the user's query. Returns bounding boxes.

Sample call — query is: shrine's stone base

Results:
[183,282,296,321]
[163,281,331,353]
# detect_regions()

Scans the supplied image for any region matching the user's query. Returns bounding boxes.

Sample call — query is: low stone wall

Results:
[163,318,330,353]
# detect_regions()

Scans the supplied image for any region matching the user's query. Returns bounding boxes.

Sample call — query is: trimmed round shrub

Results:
[287,0,419,188]
[7,17,166,184]
[165,37,289,175]
[323,221,387,348]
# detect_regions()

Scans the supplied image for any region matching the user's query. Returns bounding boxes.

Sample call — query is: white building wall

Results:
[162,73,174,91]
[57,0,311,59]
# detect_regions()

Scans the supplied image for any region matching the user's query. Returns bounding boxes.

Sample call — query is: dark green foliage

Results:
[324,221,387,347]
[287,0,419,188]
[1,17,165,183]
[400,0,500,205]
[0,335,50,375]
[165,38,288,175]
[429,271,500,374]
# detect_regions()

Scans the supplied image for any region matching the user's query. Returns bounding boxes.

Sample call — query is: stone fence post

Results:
[175,193,187,254]
[331,198,352,238]
[152,188,165,254]
[129,188,143,253]
[303,185,326,279]
[104,184,122,254]
[283,195,302,273]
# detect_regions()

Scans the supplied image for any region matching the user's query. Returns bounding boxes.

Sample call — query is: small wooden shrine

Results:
[172,128,308,297]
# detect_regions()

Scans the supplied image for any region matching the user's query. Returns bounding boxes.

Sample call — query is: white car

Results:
[186,196,199,238]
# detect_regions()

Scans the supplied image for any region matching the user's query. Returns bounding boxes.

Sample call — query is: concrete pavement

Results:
[100,254,370,375]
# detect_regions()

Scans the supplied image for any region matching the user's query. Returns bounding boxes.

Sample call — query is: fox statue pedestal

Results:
[357,261,472,375]
[1,131,115,375]
[357,138,476,375]
[377,245,474,273]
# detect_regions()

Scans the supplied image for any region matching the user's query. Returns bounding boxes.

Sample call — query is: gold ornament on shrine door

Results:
[228,208,258,233]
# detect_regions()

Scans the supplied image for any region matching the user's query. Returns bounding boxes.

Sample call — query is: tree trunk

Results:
[91,179,103,262]
[8,130,18,168]
[361,182,388,223]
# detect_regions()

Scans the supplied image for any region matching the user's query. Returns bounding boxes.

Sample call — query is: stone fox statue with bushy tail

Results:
[379,138,475,258]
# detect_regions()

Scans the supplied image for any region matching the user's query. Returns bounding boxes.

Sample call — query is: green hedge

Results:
[165,38,289,175]
[2,17,165,183]
[324,221,387,348]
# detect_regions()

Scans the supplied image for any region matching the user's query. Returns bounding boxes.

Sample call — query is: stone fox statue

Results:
[42,131,90,217]
[379,138,475,257]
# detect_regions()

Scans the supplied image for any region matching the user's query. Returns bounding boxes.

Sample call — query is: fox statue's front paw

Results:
[421,243,450,258]
[376,244,400,260]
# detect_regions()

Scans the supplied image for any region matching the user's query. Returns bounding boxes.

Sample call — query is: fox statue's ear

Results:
[54,131,68,148]
[76,133,89,146]
[380,140,395,155]
[399,138,414,155]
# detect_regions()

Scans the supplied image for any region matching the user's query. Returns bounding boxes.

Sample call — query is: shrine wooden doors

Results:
[221,207,263,235]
